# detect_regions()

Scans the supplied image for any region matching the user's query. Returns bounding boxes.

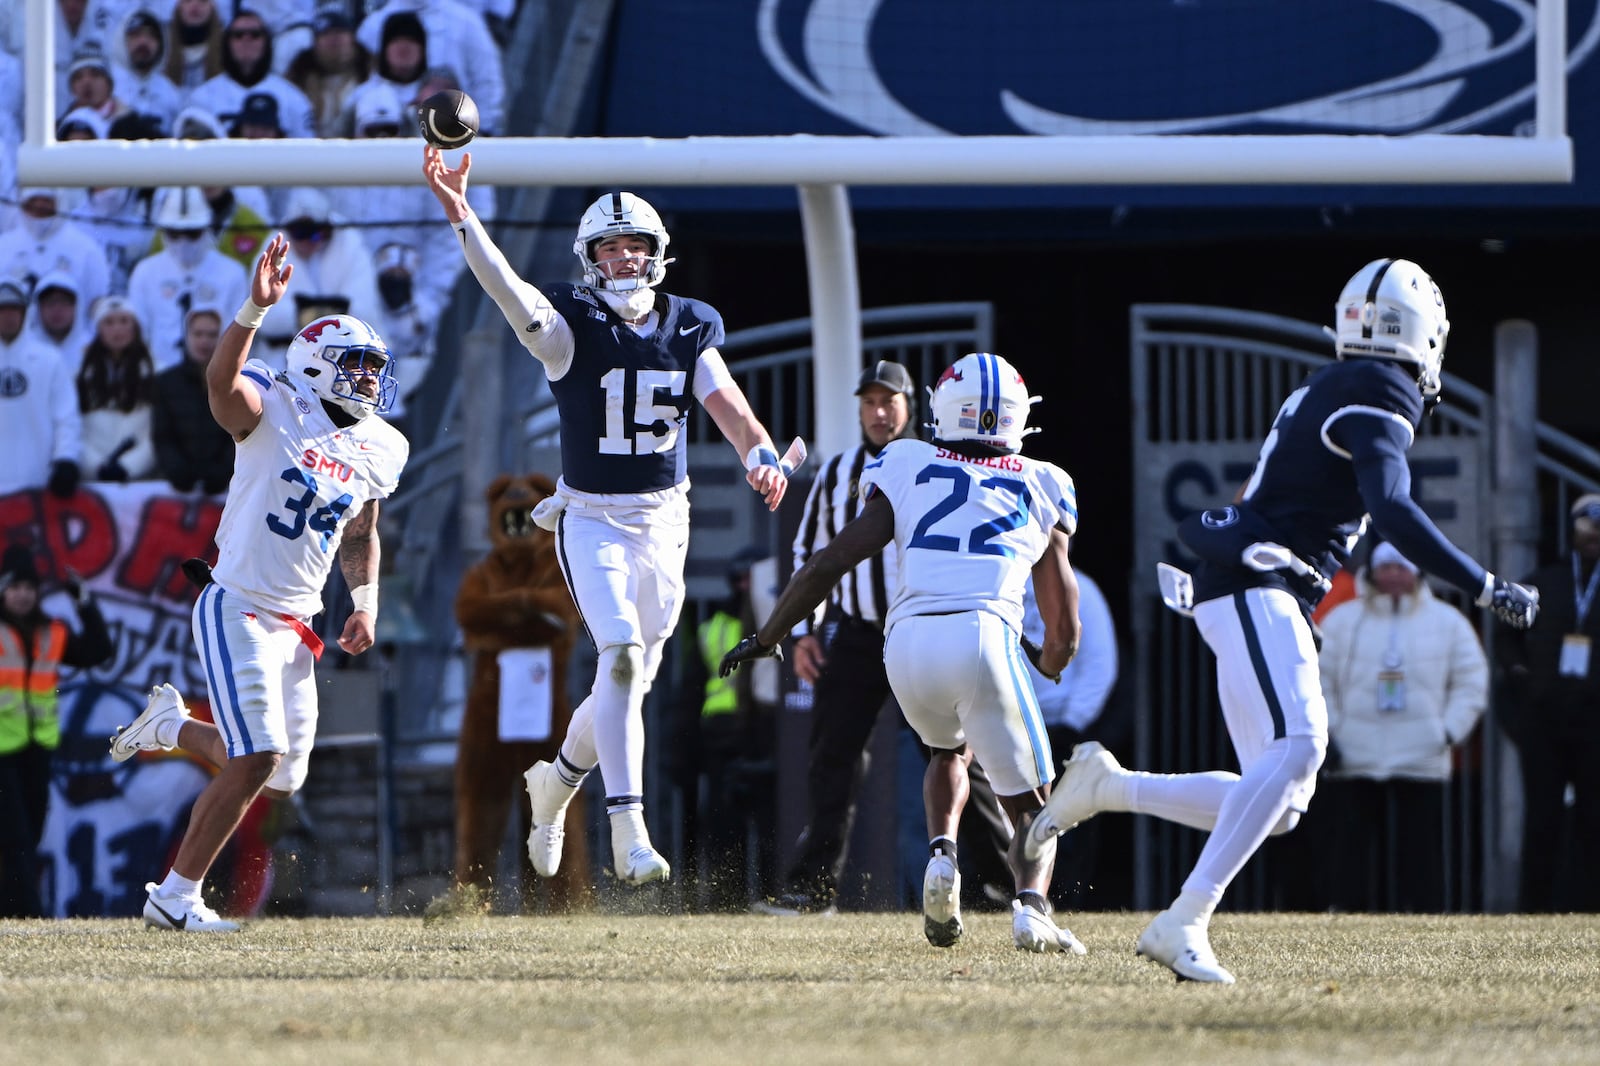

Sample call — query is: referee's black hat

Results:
[854,360,915,397]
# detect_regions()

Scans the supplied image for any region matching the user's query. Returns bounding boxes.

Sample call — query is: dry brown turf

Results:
[3,911,1598,1065]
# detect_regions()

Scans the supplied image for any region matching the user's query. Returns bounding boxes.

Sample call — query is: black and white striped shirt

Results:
[791,443,899,627]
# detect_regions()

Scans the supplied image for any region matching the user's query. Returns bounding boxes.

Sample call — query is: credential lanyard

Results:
[1573,553,1600,628]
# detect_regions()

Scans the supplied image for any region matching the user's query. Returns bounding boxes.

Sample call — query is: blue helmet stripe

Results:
[979,353,992,435]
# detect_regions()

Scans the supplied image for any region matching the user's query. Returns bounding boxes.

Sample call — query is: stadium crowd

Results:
[0,0,507,488]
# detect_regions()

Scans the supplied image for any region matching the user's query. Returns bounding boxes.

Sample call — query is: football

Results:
[417,89,479,150]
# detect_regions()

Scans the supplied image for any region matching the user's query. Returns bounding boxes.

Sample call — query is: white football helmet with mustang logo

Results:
[929,352,1039,453]
[286,315,396,419]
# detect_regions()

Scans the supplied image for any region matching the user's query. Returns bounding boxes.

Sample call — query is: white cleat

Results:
[610,808,671,886]
[110,684,189,763]
[523,761,577,878]
[1135,909,1236,984]
[142,883,239,933]
[921,851,962,947]
[1012,898,1087,955]
[615,845,671,886]
[1023,741,1122,861]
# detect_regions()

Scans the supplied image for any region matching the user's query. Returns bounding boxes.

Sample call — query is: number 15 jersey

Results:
[860,439,1078,634]
[209,361,409,619]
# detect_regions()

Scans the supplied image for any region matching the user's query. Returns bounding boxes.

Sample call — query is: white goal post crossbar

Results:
[14,133,1576,189]
[17,0,1573,187]
[14,0,1574,458]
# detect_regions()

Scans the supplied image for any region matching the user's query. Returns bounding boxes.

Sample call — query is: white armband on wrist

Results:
[744,444,780,472]
[235,298,270,330]
[1474,571,1496,607]
[351,583,379,618]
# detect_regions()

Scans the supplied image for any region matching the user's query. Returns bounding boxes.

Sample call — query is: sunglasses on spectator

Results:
[286,220,330,241]
[229,27,266,39]
[164,228,207,240]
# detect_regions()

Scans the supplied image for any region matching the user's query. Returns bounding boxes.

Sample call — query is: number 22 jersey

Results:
[860,439,1078,634]
[209,361,409,618]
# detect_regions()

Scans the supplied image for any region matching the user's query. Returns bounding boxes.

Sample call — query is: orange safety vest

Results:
[0,618,69,753]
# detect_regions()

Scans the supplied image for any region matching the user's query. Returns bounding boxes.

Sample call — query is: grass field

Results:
[4,910,1598,1065]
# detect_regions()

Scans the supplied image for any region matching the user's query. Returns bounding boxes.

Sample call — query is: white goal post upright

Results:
[16,0,1575,456]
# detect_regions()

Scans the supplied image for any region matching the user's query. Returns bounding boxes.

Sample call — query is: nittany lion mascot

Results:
[450,473,588,911]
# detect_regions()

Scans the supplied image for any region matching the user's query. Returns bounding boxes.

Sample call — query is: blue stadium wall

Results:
[578,0,1600,599]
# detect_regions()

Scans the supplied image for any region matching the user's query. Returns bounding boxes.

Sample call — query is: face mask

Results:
[21,213,63,241]
[378,272,413,310]
[166,233,208,269]
[87,187,125,213]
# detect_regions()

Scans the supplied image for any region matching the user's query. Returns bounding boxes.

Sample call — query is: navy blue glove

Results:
[1487,578,1539,630]
[719,634,782,678]
[47,459,80,499]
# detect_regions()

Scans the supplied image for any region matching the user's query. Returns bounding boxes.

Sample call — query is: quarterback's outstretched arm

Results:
[422,146,575,379]
[209,232,288,439]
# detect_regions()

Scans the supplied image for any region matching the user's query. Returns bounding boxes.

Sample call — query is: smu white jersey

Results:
[209,360,409,618]
[860,439,1077,633]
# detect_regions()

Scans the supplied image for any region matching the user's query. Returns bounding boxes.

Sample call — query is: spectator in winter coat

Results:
[1306,541,1488,912]
[150,306,234,493]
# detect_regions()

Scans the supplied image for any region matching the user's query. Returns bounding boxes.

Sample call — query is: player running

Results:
[1023,258,1539,983]
[723,352,1087,953]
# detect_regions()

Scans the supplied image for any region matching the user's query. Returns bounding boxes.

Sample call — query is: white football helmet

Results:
[572,191,673,291]
[286,315,396,419]
[929,352,1039,453]
[153,185,212,232]
[1333,258,1450,399]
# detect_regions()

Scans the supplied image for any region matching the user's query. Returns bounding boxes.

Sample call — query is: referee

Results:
[759,360,1011,914]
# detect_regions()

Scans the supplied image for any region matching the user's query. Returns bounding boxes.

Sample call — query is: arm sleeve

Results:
[692,348,736,402]
[452,212,575,380]
[1334,412,1489,597]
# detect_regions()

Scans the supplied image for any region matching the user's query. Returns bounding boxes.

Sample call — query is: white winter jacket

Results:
[1318,574,1488,782]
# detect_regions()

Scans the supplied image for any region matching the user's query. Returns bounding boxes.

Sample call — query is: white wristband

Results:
[744,444,780,472]
[235,298,269,330]
[351,583,378,618]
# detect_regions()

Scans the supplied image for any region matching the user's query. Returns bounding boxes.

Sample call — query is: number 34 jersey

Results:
[210,361,409,619]
[860,439,1077,634]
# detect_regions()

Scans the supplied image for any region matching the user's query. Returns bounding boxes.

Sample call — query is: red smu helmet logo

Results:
[298,317,340,343]
[936,365,964,387]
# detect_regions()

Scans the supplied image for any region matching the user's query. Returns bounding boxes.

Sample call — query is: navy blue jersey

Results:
[544,284,725,494]
[1190,358,1486,606]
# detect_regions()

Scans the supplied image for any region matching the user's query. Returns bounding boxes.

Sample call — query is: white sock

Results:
[158,871,202,900]
[154,714,186,749]
[1168,889,1217,928]
[1126,770,1239,832]
[609,807,652,853]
